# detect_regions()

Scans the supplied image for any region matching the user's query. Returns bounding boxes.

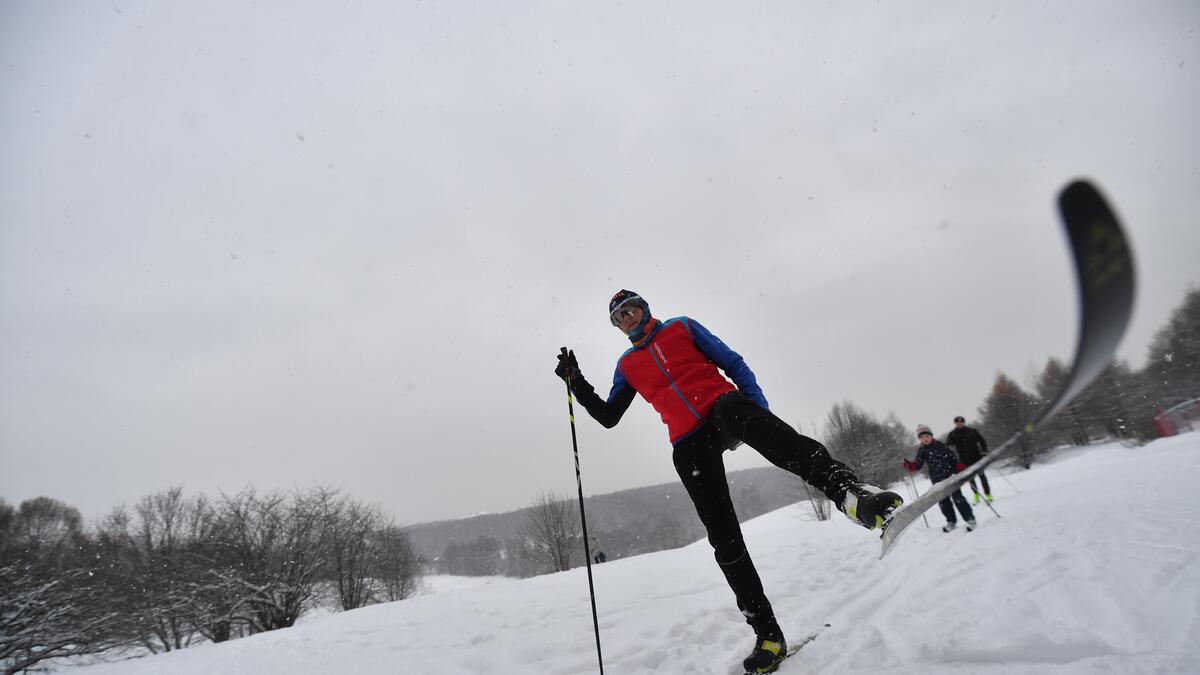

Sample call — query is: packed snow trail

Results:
[74,434,1200,674]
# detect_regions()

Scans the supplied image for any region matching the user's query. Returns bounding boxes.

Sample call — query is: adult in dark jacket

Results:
[903,424,976,532]
[946,415,992,504]
[556,290,903,674]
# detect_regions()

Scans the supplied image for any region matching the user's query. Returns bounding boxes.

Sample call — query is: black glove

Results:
[555,347,582,382]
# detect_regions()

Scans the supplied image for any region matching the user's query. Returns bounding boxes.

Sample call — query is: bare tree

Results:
[91,488,222,653]
[1,498,127,675]
[206,488,326,633]
[520,492,580,573]
[8,496,85,569]
[823,401,908,487]
[374,525,424,601]
[314,488,387,611]
[0,566,127,675]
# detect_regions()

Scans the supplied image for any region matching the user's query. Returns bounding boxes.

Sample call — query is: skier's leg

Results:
[711,393,901,529]
[979,471,991,496]
[673,422,776,632]
[711,393,855,500]
[950,489,975,522]
[937,496,956,523]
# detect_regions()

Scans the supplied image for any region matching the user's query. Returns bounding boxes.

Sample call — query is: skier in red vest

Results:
[556,290,902,674]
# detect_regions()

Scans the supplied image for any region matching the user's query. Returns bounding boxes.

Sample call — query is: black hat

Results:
[609,289,643,314]
[954,416,966,423]
[608,290,650,324]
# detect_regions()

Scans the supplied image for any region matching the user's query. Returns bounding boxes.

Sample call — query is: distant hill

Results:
[405,465,821,576]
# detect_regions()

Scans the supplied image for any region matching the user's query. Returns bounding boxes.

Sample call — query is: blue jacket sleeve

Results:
[686,318,769,409]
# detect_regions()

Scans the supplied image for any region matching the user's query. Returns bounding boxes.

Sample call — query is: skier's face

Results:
[954,420,966,428]
[918,433,934,445]
[613,305,644,334]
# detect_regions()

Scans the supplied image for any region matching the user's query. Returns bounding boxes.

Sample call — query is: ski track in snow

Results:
[69,434,1200,674]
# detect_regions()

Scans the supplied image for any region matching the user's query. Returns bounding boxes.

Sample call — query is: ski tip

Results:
[1057,180,1119,237]
[1059,178,1102,200]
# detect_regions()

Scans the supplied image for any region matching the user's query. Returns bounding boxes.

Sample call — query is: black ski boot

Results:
[743,623,787,674]
[839,484,903,530]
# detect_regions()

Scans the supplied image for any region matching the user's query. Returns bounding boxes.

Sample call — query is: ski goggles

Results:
[609,295,644,326]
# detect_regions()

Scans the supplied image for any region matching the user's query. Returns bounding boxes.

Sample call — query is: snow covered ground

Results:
[72,434,1200,674]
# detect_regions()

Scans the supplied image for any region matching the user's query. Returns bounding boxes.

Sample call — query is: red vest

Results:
[618,319,736,443]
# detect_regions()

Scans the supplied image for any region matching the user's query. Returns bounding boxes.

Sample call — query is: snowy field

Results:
[72,433,1200,674]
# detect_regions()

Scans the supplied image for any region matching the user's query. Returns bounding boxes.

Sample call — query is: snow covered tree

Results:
[90,489,225,652]
[208,489,326,633]
[1,498,128,675]
[1145,287,1200,408]
[822,401,908,487]
[0,565,127,675]
[1076,361,1147,440]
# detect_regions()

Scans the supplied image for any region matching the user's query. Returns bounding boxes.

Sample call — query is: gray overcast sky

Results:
[2,1,1197,526]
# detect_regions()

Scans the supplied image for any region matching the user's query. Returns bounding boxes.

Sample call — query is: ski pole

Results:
[560,348,604,675]
[904,472,929,529]
[978,491,1002,518]
[999,471,1022,493]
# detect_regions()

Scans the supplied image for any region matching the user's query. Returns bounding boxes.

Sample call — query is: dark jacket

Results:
[913,439,960,482]
[947,426,988,465]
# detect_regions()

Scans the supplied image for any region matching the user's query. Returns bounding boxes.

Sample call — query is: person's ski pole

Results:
[560,348,604,675]
[904,471,929,529]
[978,489,1002,518]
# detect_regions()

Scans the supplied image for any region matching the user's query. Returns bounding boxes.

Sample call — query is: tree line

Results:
[0,486,423,675]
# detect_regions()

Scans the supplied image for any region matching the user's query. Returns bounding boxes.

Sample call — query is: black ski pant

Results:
[936,485,975,523]
[967,471,991,496]
[672,392,858,632]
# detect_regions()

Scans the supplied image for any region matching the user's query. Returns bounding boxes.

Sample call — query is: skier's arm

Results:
[685,318,769,409]
[913,447,927,470]
[571,366,636,428]
[977,429,988,454]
